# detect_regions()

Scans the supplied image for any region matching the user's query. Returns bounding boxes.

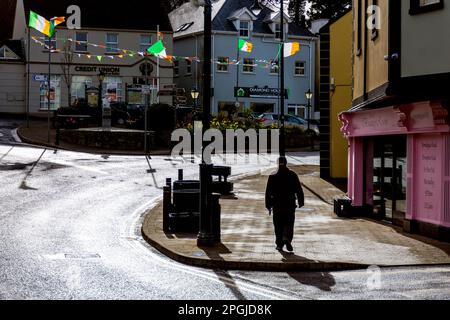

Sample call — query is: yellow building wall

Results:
[330,12,353,178]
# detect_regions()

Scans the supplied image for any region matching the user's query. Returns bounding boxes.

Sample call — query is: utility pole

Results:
[197,0,214,247]
[280,0,286,157]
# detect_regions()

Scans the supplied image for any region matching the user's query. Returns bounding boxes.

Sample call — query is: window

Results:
[75,32,88,52]
[140,35,152,52]
[175,22,194,33]
[410,0,444,14]
[240,21,250,38]
[174,61,179,77]
[270,60,279,75]
[275,23,282,40]
[243,58,255,73]
[102,77,123,102]
[288,105,306,118]
[0,46,19,60]
[71,76,92,102]
[106,33,119,54]
[294,61,306,76]
[39,75,61,110]
[44,36,57,51]
[186,60,192,75]
[217,57,229,72]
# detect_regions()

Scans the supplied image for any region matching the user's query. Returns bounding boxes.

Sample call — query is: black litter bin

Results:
[334,196,352,217]
[173,189,200,213]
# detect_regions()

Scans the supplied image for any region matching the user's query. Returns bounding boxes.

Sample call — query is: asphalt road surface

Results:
[0,118,449,300]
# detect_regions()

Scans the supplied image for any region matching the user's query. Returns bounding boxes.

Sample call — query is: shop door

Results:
[372,136,407,225]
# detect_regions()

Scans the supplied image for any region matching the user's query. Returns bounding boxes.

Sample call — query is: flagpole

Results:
[47,33,52,144]
[157,25,160,104]
[235,36,240,114]
[26,27,31,129]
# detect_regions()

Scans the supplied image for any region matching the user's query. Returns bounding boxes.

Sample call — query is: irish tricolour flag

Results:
[29,11,65,38]
[238,39,253,53]
[147,40,167,59]
[284,42,300,57]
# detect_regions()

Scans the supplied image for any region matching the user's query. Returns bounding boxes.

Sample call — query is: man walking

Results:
[265,157,304,252]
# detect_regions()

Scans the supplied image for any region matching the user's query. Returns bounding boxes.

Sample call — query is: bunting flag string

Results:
[31,36,284,69]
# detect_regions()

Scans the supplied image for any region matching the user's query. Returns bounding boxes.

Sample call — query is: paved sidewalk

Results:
[142,166,450,271]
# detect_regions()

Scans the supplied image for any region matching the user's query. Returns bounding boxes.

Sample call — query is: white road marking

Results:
[11,129,22,143]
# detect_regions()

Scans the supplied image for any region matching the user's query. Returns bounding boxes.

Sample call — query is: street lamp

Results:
[191,88,199,110]
[250,0,263,16]
[305,89,313,132]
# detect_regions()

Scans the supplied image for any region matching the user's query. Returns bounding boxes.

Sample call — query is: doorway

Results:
[371,135,407,225]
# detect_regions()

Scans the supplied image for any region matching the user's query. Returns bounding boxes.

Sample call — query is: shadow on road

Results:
[280,252,336,292]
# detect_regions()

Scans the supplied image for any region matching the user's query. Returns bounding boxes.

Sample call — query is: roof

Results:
[213,0,315,37]
[23,0,172,32]
[169,0,227,38]
[170,0,315,38]
[0,0,17,41]
[0,40,25,61]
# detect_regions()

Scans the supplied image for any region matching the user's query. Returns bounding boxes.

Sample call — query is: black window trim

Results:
[410,0,444,15]
[356,0,362,56]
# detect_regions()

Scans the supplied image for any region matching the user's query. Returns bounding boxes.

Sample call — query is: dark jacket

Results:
[265,167,305,211]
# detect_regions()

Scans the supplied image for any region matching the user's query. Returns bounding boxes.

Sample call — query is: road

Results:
[0,118,449,300]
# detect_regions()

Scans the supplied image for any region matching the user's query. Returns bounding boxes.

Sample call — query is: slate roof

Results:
[170,0,315,38]
[23,0,172,32]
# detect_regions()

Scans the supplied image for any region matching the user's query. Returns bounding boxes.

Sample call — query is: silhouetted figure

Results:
[265,157,304,252]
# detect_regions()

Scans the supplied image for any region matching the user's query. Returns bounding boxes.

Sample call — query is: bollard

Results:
[211,193,221,244]
[178,169,184,181]
[55,126,60,146]
[166,178,172,188]
[163,185,172,232]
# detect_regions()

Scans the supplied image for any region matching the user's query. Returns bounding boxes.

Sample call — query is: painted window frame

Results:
[410,0,444,14]
[269,60,279,75]
[140,35,152,53]
[106,33,119,54]
[356,0,362,56]
[185,60,192,76]
[44,34,57,51]
[239,21,250,38]
[75,32,88,52]
[294,61,306,77]
[242,58,255,74]
[217,57,229,73]
[275,23,282,40]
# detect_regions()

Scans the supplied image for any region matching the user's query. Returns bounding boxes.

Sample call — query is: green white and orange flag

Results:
[238,39,253,53]
[147,40,167,59]
[284,42,300,57]
[29,10,65,38]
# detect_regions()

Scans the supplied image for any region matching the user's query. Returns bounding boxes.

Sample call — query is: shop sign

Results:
[74,66,121,76]
[234,87,289,99]
[33,74,47,82]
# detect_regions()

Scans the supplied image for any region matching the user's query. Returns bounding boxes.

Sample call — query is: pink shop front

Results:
[338,100,450,241]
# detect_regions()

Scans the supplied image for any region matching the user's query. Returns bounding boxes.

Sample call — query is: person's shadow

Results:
[279,251,336,292]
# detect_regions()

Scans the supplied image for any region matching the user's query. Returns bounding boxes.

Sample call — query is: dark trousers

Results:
[273,208,296,247]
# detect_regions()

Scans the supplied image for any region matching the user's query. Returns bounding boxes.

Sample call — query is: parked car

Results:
[258,113,320,136]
